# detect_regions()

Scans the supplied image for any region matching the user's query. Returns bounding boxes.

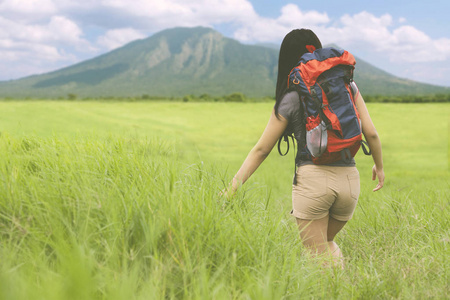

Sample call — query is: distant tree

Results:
[67,93,77,100]
[225,92,245,102]
[199,94,211,101]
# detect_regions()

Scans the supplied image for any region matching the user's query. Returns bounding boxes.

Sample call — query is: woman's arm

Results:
[226,108,288,195]
[355,93,385,191]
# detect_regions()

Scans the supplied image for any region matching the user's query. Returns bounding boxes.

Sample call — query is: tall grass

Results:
[1,133,448,299]
[0,134,314,299]
[0,101,449,299]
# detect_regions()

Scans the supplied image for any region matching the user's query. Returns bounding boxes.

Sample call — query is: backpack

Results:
[278,47,370,165]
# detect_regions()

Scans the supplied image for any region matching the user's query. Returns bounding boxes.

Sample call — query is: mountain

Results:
[0,27,448,98]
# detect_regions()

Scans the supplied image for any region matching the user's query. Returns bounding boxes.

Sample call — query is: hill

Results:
[0,27,448,98]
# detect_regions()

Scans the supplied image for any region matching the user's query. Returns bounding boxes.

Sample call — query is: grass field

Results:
[0,100,449,299]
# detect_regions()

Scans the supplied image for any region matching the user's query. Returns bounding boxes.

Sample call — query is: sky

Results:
[1,0,449,87]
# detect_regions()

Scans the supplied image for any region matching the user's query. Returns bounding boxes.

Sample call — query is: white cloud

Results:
[98,28,146,50]
[316,12,395,50]
[48,16,83,43]
[0,13,94,79]
[393,25,430,45]
[0,36,76,80]
[309,11,450,64]
[0,0,57,20]
[94,0,256,30]
[0,15,92,49]
[278,4,330,26]
[434,37,450,54]
[0,37,72,65]
[233,4,330,42]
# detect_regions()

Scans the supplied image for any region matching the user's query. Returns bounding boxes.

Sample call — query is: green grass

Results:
[0,101,449,299]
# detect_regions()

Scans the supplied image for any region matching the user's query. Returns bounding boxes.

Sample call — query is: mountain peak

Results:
[154,26,219,37]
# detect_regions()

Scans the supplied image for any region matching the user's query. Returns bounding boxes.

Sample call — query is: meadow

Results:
[0,100,448,299]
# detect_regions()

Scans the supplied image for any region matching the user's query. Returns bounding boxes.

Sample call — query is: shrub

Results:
[67,93,77,100]
[224,92,245,102]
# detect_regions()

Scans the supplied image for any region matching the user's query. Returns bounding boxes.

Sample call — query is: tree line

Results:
[1,92,449,103]
[363,93,450,103]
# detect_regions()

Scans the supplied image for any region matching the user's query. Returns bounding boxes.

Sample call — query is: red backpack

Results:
[287,47,370,164]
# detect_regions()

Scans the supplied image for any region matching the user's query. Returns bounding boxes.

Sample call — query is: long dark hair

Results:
[274,29,322,117]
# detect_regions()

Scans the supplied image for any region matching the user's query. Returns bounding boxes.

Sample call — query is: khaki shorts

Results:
[291,164,360,221]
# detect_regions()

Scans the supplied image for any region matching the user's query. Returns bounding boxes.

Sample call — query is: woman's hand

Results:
[218,186,236,210]
[219,187,233,199]
[372,165,384,192]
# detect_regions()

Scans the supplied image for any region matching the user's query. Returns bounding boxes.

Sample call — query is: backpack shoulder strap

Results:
[277,134,295,156]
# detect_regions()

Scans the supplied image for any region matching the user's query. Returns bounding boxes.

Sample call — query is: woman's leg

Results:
[296,215,329,254]
[296,215,347,268]
[327,216,347,268]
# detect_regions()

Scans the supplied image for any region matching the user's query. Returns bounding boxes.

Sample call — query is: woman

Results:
[224,29,384,267]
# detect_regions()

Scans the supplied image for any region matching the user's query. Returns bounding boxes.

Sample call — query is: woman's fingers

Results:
[373,182,383,192]
[371,165,385,192]
[372,167,384,192]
